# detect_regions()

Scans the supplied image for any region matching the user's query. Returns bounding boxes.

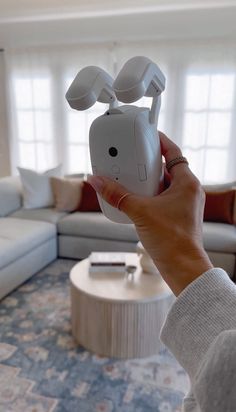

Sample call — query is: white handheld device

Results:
[66,56,166,224]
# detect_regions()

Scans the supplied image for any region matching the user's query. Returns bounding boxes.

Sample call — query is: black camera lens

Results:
[109,147,118,157]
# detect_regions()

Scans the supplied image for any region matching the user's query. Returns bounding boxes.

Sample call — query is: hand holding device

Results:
[66,56,166,223]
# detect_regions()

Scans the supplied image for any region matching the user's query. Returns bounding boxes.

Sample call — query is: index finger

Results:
[159,132,190,178]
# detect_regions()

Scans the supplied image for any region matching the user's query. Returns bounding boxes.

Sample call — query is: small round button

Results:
[111,165,120,174]
[109,147,118,157]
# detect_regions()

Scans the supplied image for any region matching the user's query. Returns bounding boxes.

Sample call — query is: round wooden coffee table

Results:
[70,253,174,358]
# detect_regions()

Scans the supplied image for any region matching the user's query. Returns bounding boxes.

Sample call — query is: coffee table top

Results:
[70,253,172,303]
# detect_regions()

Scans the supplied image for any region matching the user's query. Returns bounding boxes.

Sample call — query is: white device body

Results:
[66,56,165,224]
[90,106,162,223]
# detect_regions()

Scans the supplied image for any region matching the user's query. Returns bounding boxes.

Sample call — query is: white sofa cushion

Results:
[58,212,139,242]
[10,208,66,224]
[203,222,236,253]
[203,182,236,191]
[0,217,56,269]
[0,176,22,217]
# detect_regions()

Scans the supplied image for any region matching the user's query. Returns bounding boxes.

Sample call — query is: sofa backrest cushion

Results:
[0,176,22,217]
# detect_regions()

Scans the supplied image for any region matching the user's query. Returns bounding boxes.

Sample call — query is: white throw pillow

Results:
[18,165,62,209]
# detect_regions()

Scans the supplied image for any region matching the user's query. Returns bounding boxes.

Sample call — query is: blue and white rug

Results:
[0,259,189,412]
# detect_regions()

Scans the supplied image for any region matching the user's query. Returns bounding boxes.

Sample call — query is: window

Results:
[65,89,105,174]
[14,77,54,171]
[182,73,235,183]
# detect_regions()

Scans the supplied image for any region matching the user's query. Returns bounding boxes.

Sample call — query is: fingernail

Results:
[87,175,104,192]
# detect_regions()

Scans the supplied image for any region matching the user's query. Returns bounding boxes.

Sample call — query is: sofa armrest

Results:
[0,176,22,216]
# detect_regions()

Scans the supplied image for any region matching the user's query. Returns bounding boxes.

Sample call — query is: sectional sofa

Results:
[1,175,236,300]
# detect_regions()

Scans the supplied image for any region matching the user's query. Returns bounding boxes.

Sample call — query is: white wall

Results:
[0,51,10,177]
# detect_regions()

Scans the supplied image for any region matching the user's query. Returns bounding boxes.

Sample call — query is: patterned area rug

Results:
[0,259,190,412]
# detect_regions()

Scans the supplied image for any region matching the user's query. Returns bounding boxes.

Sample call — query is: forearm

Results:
[160,268,236,380]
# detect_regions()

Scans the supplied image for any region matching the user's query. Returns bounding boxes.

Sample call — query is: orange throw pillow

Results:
[204,190,235,224]
[78,181,101,212]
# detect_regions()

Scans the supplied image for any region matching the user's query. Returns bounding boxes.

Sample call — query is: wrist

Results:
[154,245,213,296]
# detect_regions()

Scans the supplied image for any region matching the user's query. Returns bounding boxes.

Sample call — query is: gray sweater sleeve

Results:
[160,268,236,411]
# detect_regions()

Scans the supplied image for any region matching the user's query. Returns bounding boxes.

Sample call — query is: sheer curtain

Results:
[5,38,236,183]
[115,39,236,184]
[5,43,115,175]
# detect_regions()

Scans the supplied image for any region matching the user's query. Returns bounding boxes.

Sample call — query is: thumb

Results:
[87,175,143,221]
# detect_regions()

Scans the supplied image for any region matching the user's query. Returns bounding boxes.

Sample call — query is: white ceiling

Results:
[0,0,236,48]
[0,0,236,20]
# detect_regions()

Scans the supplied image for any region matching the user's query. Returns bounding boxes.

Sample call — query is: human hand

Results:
[87,132,213,296]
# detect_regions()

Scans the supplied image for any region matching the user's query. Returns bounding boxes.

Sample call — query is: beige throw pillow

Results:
[51,177,83,212]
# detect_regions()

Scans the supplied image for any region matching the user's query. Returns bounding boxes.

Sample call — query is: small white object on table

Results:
[136,241,161,276]
[70,252,174,358]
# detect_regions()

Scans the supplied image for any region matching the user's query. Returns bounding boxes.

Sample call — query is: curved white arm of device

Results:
[66,66,116,111]
[113,56,165,103]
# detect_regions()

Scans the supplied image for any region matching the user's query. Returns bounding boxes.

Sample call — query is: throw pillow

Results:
[204,190,236,224]
[203,181,236,223]
[51,177,83,212]
[78,181,101,212]
[18,165,62,209]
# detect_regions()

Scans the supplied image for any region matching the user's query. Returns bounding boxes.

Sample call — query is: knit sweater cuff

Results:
[160,268,236,380]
